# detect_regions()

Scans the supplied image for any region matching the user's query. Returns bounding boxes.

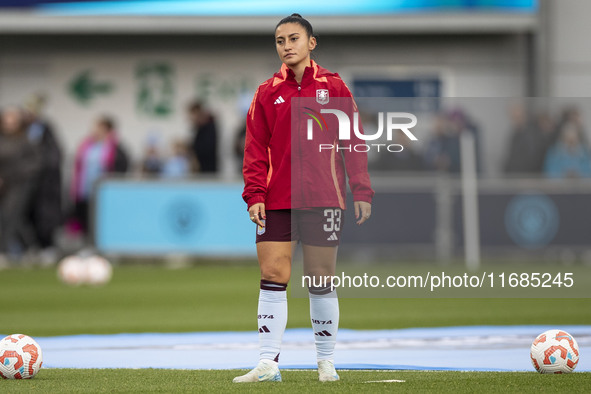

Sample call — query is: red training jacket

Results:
[242,60,374,210]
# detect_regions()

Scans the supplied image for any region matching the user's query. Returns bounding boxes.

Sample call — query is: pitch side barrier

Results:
[92,175,591,261]
[341,174,591,261]
[291,174,591,298]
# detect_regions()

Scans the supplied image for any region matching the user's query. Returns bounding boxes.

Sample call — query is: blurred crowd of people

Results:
[0,98,62,266]
[503,105,591,178]
[370,108,483,173]
[370,105,591,179]
[0,97,219,266]
[140,101,218,177]
[1,95,590,266]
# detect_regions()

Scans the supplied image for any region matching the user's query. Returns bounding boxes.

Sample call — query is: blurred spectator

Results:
[234,124,247,173]
[141,137,163,175]
[374,131,425,172]
[424,109,481,174]
[0,106,41,261]
[70,116,129,236]
[448,109,481,173]
[554,106,586,145]
[161,140,191,178]
[544,122,591,179]
[23,95,63,263]
[423,113,457,172]
[532,110,557,172]
[188,100,218,173]
[503,104,542,174]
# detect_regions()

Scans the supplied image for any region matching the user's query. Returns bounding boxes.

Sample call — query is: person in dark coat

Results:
[188,101,218,173]
[374,131,425,172]
[0,106,41,260]
[424,113,455,172]
[503,104,544,174]
[234,124,247,174]
[24,97,63,254]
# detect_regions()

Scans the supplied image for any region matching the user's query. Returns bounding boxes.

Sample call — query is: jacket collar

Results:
[272,60,328,87]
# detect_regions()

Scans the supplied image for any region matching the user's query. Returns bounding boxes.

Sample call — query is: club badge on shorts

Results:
[257,219,266,235]
[316,89,329,105]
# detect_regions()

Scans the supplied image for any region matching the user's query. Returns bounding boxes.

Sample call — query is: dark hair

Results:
[188,100,203,113]
[275,13,314,38]
[98,115,115,132]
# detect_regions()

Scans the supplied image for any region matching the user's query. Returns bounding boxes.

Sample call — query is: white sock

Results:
[309,286,339,361]
[258,280,288,362]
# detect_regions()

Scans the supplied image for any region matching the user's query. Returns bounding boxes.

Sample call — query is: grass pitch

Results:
[2,369,591,393]
[0,263,590,392]
[1,264,590,336]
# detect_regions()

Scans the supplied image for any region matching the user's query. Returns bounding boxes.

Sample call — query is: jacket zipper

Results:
[297,84,304,207]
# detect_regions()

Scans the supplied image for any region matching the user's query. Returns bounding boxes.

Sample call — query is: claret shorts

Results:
[255,208,344,247]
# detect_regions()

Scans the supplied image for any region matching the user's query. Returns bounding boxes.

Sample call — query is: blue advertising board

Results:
[353,79,441,98]
[94,180,256,257]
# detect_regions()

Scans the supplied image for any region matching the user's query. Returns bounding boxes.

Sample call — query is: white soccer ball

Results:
[57,254,113,286]
[57,255,87,285]
[530,329,580,374]
[0,334,43,379]
[85,255,113,286]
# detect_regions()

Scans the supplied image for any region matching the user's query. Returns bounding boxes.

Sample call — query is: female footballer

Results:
[235,14,374,383]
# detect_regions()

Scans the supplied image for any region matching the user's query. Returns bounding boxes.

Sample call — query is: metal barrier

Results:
[93,175,591,262]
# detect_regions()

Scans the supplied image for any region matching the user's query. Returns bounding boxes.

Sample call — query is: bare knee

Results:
[260,254,291,284]
[257,241,292,284]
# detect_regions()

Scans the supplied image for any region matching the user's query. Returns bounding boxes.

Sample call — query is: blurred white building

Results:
[0,0,587,177]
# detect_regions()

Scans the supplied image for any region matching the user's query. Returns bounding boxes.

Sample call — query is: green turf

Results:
[0,264,590,336]
[1,264,590,392]
[1,369,590,393]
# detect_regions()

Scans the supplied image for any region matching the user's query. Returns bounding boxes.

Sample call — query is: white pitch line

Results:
[364,379,406,383]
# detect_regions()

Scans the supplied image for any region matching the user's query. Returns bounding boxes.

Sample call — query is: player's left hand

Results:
[354,201,371,225]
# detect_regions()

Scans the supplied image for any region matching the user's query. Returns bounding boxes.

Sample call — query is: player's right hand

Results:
[248,203,266,227]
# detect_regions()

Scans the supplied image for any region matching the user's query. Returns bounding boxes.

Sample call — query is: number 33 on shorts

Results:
[323,208,342,241]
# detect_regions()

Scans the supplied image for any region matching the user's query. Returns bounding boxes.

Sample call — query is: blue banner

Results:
[94,180,256,257]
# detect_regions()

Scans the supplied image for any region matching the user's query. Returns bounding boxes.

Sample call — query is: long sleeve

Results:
[1,137,41,187]
[242,85,272,209]
[338,83,374,203]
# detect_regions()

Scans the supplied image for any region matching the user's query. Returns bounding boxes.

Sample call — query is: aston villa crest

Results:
[316,89,329,105]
